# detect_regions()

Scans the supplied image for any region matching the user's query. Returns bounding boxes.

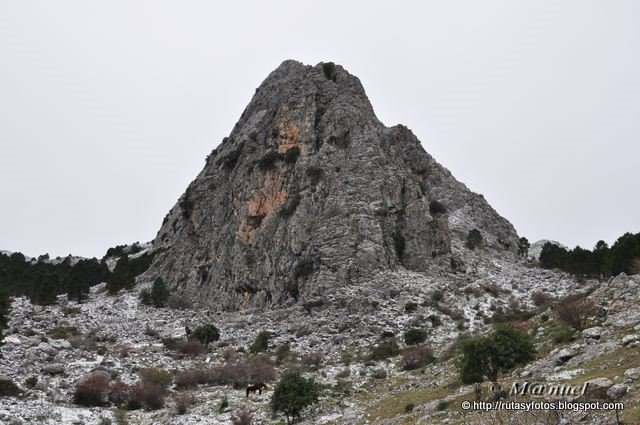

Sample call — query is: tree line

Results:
[539,231,640,278]
[0,249,155,306]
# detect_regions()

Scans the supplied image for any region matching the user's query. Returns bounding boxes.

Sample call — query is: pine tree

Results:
[465,229,483,250]
[271,373,320,424]
[0,288,11,338]
[518,237,530,258]
[33,271,59,305]
[151,277,170,307]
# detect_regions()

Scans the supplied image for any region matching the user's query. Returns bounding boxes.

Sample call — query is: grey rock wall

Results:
[144,60,519,310]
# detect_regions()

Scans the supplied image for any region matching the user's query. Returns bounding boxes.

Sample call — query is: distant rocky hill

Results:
[145,60,520,310]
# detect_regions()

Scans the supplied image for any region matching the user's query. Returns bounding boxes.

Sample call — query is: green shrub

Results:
[404,302,418,313]
[250,330,271,353]
[139,289,153,305]
[431,290,444,303]
[284,146,301,163]
[139,368,173,388]
[293,258,314,280]
[191,324,220,346]
[276,344,292,364]
[162,337,182,351]
[47,326,79,340]
[114,408,128,425]
[218,396,229,414]
[465,229,483,250]
[551,324,575,343]
[393,231,405,259]
[403,328,427,345]
[150,277,170,307]
[279,194,301,218]
[371,369,387,379]
[179,187,194,219]
[271,373,320,424]
[322,62,337,81]
[305,166,323,186]
[368,339,401,361]
[518,237,530,257]
[429,200,447,215]
[436,400,450,411]
[0,377,21,397]
[257,150,283,170]
[459,325,535,383]
[404,403,415,413]
[25,376,38,389]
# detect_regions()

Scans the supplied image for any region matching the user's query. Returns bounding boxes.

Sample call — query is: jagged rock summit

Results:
[146,60,519,310]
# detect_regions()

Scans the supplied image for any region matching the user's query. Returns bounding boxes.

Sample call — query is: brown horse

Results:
[246,382,267,397]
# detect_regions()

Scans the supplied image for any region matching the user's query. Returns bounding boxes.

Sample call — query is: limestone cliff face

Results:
[145,60,519,310]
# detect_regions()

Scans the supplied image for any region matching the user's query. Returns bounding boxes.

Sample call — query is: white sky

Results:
[1,1,638,259]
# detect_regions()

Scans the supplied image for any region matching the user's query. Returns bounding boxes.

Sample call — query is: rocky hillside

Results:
[145,60,519,310]
[1,268,639,424]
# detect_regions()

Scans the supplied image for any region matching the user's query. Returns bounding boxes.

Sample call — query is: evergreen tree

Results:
[33,271,59,305]
[250,330,271,353]
[593,240,612,278]
[0,288,10,338]
[150,277,170,307]
[459,325,535,383]
[611,232,640,275]
[271,372,320,424]
[465,229,483,250]
[539,243,567,270]
[190,324,220,346]
[518,237,530,258]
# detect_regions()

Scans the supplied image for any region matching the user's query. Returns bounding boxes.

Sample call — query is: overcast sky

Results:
[1,1,638,259]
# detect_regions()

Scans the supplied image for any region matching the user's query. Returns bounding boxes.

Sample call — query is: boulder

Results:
[585,377,614,399]
[606,384,627,400]
[622,334,639,346]
[36,342,58,357]
[582,327,602,340]
[556,346,579,364]
[42,363,65,375]
[2,335,21,345]
[49,339,72,350]
[623,368,640,382]
[0,375,22,397]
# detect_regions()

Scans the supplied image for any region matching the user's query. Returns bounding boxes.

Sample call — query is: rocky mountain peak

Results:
[145,60,519,310]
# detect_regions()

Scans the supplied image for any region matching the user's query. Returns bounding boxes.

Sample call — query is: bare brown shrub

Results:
[301,352,323,369]
[176,356,276,390]
[230,406,254,425]
[531,291,553,308]
[133,383,165,410]
[222,347,239,362]
[177,340,206,357]
[168,294,193,310]
[73,372,110,406]
[108,380,133,407]
[555,294,598,331]
[174,392,193,415]
[400,346,435,371]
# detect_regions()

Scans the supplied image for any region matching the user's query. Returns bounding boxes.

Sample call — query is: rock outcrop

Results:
[145,60,519,310]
